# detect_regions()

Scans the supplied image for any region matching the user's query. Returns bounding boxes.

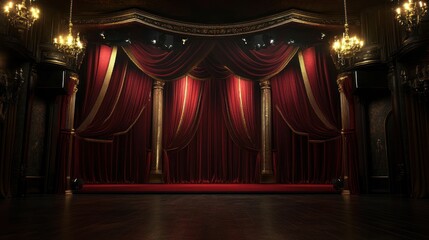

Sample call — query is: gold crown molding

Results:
[74,8,360,36]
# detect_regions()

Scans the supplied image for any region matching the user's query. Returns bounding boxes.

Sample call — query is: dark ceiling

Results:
[45,0,389,24]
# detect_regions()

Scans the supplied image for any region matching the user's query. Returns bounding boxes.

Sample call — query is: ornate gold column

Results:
[337,73,351,194]
[65,73,79,194]
[259,79,275,183]
[150,80,165,183]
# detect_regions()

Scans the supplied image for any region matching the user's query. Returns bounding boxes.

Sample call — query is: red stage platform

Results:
[79,184,338,193]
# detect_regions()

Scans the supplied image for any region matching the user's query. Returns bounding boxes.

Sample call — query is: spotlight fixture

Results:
[395,0,428,32]
[53,0,85,59]
[331,0,364,66]
[148,32,187,51]
[3,0,40,30]
[241,33,275,50]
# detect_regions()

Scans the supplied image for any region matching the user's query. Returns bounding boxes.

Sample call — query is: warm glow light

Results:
[3,0,40,30]
[395,0,428,31]
[331,0,364,66]
[53,0,85,58]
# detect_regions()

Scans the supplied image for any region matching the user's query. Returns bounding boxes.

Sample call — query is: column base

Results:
[341,189,351,195]
[260,173,276,183]
[149,172,164,183]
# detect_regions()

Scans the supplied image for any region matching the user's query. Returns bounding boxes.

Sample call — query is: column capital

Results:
[153,79,165,90]
[336,72,351,93]
[259,79,271,90]
[70,73,79,93]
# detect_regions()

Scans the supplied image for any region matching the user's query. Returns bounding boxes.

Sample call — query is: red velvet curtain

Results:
[166,78,260,183]
[73,46,152,183]
[78,44,116,122]
[213,40,298,80]
[219,76,260,150]
[271,46,342,184]
[70,41,343,186]
[122,39,215,80]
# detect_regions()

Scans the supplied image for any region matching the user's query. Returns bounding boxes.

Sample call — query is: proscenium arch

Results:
[74,8,360,37]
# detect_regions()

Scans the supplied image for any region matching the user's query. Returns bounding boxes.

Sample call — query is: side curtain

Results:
[72,45,152,183]
[271,45,342,184]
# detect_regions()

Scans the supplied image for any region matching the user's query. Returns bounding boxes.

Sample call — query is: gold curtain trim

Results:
[275,105,340,142]
[174,76,189,139]
[165,79,204,151]
[103,62,128,124]
[298,51,337,131]
[238,76,252,142]
[77,46,118,132]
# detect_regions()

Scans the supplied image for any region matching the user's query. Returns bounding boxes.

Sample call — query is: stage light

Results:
[332,178,344,191]
[71,178,84,191]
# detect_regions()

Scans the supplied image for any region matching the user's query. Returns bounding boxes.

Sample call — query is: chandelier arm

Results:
[343,0,348,25]
[68,0,73,34]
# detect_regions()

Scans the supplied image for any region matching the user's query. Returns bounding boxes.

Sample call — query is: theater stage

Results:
[78,184,338,194]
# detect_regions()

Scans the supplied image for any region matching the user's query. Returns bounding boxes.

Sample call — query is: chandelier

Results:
[395,0,428,32]
[53,0,85,58]
[332,0,364,65]
[3,0,40,30]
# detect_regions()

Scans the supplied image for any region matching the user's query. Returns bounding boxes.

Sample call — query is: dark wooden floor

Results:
[0,194,428,240]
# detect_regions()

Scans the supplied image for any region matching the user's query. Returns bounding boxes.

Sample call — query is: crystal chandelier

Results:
[395,0,428,32]
[332,0,364,65]
[3,0,40,30]
[53,0,85,58]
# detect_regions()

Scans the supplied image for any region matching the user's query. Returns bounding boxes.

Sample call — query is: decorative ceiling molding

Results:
[74,8,360,36]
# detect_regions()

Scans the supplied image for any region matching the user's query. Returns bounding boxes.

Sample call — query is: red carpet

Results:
[79,184,337,193]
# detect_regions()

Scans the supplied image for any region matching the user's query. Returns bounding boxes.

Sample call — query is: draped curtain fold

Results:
[271,46,342,183]
[77,44,116,123]
[73,45,152,183]
[122,40,215,81]
[213,40,298,80]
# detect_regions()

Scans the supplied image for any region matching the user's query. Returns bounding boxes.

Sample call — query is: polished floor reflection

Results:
[0,194,428,240]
